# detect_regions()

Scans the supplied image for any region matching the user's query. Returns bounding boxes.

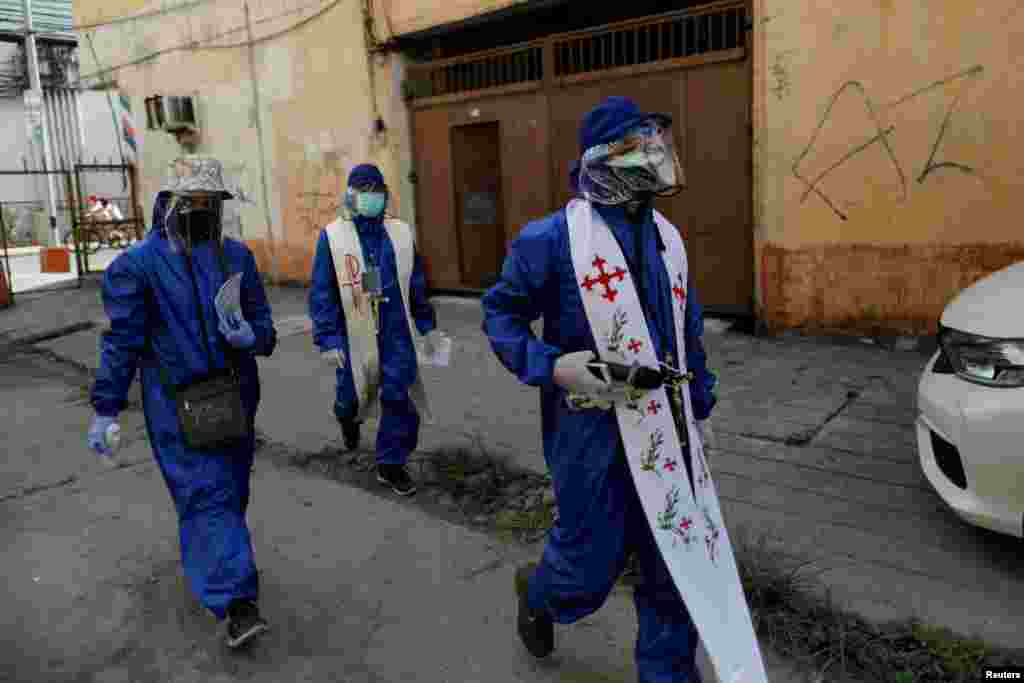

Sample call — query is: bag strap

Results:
[154,238,240,393]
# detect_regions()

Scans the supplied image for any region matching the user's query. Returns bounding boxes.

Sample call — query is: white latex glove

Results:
[322,348,346,369]
[698,418,716,453]
[553,351,613,396]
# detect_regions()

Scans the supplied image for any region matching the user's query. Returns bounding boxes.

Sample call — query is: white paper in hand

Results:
[215,273,243,327]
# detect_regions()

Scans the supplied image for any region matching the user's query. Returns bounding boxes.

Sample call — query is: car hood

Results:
[942,261,1024,338]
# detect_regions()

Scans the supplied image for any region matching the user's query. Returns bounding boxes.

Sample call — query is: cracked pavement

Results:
[2,282,1022,680]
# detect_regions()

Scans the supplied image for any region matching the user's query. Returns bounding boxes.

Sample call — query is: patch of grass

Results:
[910,622,989,676]
[438,456,473,483]
[495,502,556,534]
[731,525,1020,683]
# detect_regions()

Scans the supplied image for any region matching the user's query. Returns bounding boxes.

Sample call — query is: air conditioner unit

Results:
[161,96,197,132]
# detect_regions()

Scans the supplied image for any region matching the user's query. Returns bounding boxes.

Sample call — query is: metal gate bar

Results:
[0,167,80,299]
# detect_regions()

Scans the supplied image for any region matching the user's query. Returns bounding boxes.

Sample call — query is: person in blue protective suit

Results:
[87,155,277,649]
[309,163,444,496]
[482,97,718,682]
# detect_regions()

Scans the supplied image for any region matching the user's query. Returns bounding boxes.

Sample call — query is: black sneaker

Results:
[376,464,417,496]
[514,563,554,658]
[225,599,268,649]
[340,419,361,451]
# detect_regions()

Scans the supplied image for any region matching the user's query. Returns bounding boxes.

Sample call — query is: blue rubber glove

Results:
[219,312,256,350]
[88,414,118,457]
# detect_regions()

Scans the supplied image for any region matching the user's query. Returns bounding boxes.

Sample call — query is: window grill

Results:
[553,3,746,78]
[405,1,747,101]
[407,41,544,100]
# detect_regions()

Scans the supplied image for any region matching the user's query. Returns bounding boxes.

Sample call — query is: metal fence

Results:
[404,0,747,101]
[0,160,143,303]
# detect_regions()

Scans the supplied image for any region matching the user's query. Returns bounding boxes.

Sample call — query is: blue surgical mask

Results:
[355,192,386,217]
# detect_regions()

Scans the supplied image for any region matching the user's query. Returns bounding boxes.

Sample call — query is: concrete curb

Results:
[0,321,98,351]
[769,328,937,355]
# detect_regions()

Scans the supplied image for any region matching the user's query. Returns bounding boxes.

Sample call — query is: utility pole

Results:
[23,0,59,245]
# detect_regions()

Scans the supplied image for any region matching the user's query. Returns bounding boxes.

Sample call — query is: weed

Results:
[730,524,1021,682]
[910,622,989,676]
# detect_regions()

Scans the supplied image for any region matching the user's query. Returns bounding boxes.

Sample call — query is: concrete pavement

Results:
[1,346,811,682]
[1,246,122,295]
[3,276,1023,679]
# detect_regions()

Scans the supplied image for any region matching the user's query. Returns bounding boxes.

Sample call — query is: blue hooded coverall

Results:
[481,98,717,683]
[91,191,277,619]
[308,164,437,465]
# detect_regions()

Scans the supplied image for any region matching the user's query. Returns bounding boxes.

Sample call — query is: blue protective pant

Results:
[333,368,420,466]
[527,451,702,683]
[141,366,259,619]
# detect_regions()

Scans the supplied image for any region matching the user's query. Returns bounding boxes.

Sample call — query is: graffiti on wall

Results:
[293,147,352,239]
[770,49,797,101]
[792,65,985,221]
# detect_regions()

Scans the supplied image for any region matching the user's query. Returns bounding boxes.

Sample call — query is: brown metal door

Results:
[686,58,753,316]
[451,122,505,289]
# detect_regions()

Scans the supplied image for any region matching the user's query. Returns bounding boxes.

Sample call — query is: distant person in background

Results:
[86,195,103,219]
[100,198,124,222]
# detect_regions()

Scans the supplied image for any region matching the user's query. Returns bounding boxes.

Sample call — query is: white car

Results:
[917,262,1024,538]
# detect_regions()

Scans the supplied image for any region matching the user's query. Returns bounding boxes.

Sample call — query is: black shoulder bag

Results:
[162,242,251,452]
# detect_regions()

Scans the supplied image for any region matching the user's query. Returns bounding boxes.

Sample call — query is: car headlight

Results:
[938,327,1024,388]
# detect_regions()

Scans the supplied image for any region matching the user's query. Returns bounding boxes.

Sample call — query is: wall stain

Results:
[791,65,985,221]
[760,241,1024,334]
[769,50,797,101]
[293,154,349,240]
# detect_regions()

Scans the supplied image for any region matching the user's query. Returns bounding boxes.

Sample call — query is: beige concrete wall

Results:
[385,0,523,37]
[75,0,412,284]
[753,0,1024,335]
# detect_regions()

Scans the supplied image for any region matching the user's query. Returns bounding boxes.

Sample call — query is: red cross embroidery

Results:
[627,339,643,354]
[664,460,677,472]
[341,254,365,315]
[648,400,661,415]
[672,276,687,307]
[679,517,692,530]
[581,255,627,302]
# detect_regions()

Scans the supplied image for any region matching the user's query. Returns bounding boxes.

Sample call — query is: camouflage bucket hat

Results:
[161,155,234,198]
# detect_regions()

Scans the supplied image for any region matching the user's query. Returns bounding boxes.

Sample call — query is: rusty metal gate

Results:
[0,167,78,304]
[69,161,145,275]
[0,160,144,306]
[405,0,753,315]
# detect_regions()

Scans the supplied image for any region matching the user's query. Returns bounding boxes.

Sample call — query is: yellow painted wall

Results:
[75,0,415,284]
[752,0,1024,335]
[385,0,524,37]
[76,0,1024,334]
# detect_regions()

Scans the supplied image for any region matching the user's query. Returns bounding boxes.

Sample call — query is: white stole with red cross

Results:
[324,218,432,423]
[566,198,767,683]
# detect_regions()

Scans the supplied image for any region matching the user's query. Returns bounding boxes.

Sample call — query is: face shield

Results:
[578,121,685,206]
[164,191,225,252]
[159,155,234,252]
